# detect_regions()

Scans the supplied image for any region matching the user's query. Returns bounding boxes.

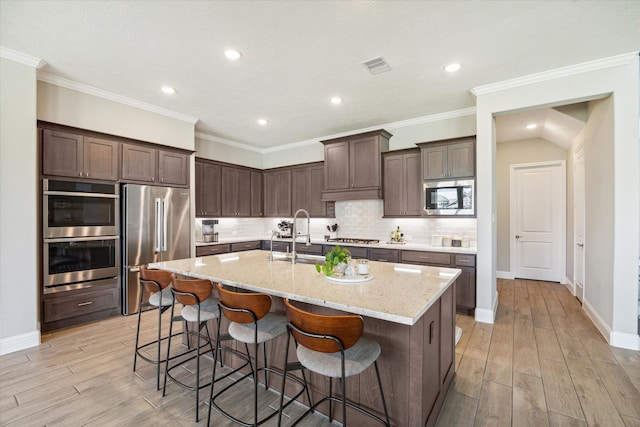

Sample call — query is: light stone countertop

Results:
[196,237,477,255]
[149,250,461,326]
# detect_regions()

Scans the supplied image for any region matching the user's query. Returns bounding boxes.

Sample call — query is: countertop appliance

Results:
[275,220,293,238]
[121,184,190,314]
[423,179,475,216]
[196,219,218,243]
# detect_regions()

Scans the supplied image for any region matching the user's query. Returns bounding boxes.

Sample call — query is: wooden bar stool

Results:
[163,277,219,422]
[208,283,310,427]
[133,266,175,390]
[279,298,390,427]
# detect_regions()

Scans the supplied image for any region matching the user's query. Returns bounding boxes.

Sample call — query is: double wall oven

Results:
[43,179,120,293]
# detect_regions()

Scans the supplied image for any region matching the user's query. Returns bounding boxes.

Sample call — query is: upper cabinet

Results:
[221,166,251,216]
[321,129,391,201]
[195,160,221,217]
[263,169,292,217]
[291,163,334,217]
[250,171,263,217]
[419,137,475,180]
[42,130,119,181]
[122,143,188,186]
[383,150,422,217]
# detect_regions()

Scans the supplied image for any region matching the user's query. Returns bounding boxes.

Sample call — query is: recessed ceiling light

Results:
[161,86,176,94]
[224,49,242,60]
[257,118,268,126]
[330,96,343,105]
[526,123,537,129]
[444,63,461,73]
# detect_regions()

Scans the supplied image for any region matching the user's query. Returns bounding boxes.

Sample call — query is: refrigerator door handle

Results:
[161,198,168,252]
[154,198,162,253]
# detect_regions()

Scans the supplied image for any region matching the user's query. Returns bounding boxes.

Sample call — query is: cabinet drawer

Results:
[44,287,119,323]
[295,243,323,255]
[196,244,231,257]
[231,241,261,252]
[368,248,399,263]
[401,250,451,266]
[454,254,476,267]
[324,245,368,259]
[268,241,292,253]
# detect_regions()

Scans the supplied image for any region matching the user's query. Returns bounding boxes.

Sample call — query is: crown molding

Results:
[195,132,263,153]
[0,46,46,69]
[37,72,199,125]
[471,51,639,97]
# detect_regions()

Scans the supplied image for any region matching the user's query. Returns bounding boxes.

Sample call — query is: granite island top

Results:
[149,249,461,326]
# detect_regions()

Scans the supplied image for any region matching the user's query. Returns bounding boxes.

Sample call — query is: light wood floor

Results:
[1,279,638,426]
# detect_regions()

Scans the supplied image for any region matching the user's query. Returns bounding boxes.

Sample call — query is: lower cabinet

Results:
[230,241,261,252]
[42,284,120,332]
[195,244,231,257]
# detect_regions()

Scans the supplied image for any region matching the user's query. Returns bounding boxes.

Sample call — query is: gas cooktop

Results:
[326,237,380,245]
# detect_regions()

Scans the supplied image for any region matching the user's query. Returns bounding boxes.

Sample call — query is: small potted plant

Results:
[315,245,351,276]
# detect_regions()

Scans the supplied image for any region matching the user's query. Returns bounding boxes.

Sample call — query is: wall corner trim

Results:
[0,330,41,356]
[470,51,639,97]
[474,292,498,324]
[37,71,199,125]
[610,331,640,351]
[0,46,46,69]
[496,270,514,280]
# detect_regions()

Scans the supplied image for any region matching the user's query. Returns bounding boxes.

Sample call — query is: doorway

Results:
[510,161,566,282]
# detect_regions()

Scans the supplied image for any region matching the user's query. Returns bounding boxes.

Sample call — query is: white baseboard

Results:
[610,331,640,351]
[496,270,514,280]
[475,292,498,324]
[563,277,574,294]
[0,330,41,355]
[561,276,571,286]
[583,300,611,342]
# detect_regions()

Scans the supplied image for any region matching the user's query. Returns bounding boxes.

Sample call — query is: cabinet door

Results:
[84,137,119,181]
[235,169,251,216]
[350,136,380,189]
[42,129,84,178]
[250,171,263,217]
[308,165,327,217]
[122,143,157,183]
[324,141,350,191]
[292,167,310,213]
[158,150,188,186]
[263,171,277,217]
[440,285,454,385]
[403,152,422,215]
[421,145,447,180]
[275,169,292,216]
[455,267,476,310]
[421,299,441,422]
[383,154,403,216]
[221,167,237,216]
[195,161,205,216]
[201,162,221,217]
[447,141,475,178]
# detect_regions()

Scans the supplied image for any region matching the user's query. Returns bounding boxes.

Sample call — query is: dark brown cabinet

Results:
[291,163,334,218]
[419,137,475,180]
[221,166,251,216]
[368,247,399,263]
[122,143,188,186]
[422,293,441,424]
[42,130,119,181]
[250,171,263,217]
[383,150,422,217]
[195,160,221,217]
[263,169,292,217]
[321,129,391,201]
[195,243,231,257]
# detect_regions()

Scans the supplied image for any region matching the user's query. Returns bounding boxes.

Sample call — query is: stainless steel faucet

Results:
[291,208,311,264]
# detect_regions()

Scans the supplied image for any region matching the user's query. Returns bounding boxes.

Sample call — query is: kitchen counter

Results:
[150,249,460,325]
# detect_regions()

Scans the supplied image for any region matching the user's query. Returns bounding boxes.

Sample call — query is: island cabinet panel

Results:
[42,130,119,181]
[195,160,221,217]
[195,244,230,257]
[263,169,292,217]
[250,171,263,216]
[419,137,475,180]
[321,129,391,201]
[421,297,441,425]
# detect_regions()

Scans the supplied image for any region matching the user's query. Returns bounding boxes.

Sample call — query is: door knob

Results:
[515,235,521,239]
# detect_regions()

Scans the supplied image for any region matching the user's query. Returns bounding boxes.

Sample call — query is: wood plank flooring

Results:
[437,279,640,427]
[1,279,638,426]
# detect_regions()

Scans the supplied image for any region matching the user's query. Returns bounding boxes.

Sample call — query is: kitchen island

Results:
[150,250,460,427]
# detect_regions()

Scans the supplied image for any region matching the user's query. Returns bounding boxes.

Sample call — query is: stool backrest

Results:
[140,266,173,292]
[172,277,213,306]
[215,282,271,324]
[284,299,364,353]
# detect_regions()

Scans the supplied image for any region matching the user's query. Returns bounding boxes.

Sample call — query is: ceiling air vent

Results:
[362,56,392,75]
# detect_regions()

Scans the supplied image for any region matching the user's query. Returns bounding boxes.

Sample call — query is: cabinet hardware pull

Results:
[378,259,387,262]
[419,256,430,259]
[429,321,435,344]
[77,301,93,307]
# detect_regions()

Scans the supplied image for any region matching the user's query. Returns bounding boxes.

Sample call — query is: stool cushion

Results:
[149,288,173,307]
[181,296,220,322]
[228,312,287,344]
[296,335,381,378]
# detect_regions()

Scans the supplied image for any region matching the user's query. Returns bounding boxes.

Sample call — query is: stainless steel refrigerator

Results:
[121,184,190,314]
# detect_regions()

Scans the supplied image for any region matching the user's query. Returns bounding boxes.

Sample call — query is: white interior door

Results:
[510,161,566,282]
[574,144,585,301]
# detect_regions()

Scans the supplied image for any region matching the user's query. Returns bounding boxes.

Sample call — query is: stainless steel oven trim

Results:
[423,179,475,216]
[43,236,120,288]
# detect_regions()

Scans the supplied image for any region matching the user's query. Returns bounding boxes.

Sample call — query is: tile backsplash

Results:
[198,199,476,247]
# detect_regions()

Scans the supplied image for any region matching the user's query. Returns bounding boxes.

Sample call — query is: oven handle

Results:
[44,190,119,198]
[44,236,119,243]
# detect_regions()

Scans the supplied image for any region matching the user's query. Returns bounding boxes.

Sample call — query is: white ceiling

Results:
[1,1,638,149]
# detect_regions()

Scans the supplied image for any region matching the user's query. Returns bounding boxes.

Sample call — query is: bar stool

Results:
[163,277,219,422]
[133,266,175,390]
[279,298,390,427]
[208,283,310,427]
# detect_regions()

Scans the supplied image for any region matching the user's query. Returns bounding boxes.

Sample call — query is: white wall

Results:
[475,54,639,349]
[0,58,40,354]
[195,136,263,168]
[496,138,568,272]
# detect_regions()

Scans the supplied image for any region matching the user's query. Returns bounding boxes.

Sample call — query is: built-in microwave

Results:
[423,179,475,216]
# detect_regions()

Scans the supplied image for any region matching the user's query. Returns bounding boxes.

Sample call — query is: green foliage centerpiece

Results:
[315,245,351,276]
